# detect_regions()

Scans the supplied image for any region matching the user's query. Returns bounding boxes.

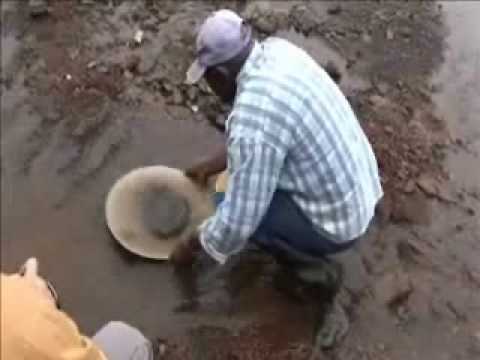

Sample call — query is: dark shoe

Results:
[294,258,344,303]
[273,258,343,304]
[315,300,349,350]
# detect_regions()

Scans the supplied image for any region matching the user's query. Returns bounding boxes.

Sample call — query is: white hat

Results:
[186,9,252,84]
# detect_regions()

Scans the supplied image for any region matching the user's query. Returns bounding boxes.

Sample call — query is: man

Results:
[1,258,162,360]
[172,9,382,276]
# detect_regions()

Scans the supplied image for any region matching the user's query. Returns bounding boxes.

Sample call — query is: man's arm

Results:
[185,143,227,186]
[199,137,286,264]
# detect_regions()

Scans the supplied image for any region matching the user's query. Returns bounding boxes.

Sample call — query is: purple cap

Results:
[186,9,251,84]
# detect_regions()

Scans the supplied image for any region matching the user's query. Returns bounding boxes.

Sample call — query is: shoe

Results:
[315,300,349,350]
[272,258,343,304]
[294,258,344,303]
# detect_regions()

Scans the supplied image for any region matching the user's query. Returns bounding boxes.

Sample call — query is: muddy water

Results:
[430,2,480,251]
[1,3,226,337]
[1,1,314,341]
[434,1,480,182]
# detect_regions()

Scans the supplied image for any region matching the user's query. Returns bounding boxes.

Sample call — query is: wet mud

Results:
[1,1,479,359]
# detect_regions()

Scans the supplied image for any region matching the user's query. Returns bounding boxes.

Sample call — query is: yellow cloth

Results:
[1,274,106,360]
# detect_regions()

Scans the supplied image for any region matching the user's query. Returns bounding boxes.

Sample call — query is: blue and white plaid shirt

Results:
[200,38,383,264]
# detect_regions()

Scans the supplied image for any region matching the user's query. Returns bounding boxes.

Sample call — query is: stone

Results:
[375,270,413,308]
[386,28,394,40]
[399,27,412,38]
[29,0,49,17]
[142,187,191,238]
[391,193,432,225]
[369,94,389,108]
[170,88,184,105]
[327,5,343,16]
[324,61,342,84]
[376,81,389,95]
[124,54,141,73]
[138,49,160,74]
[290,5,318,35]
[254,15,278,35]
[416,175,440,197]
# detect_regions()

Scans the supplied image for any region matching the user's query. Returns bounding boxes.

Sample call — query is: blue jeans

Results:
[214,191,358,264]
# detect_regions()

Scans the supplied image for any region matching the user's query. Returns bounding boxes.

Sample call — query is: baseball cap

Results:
[186,9,252,84]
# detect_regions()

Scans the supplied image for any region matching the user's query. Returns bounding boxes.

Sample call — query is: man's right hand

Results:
[185,145,228,186]
[185,162,211,187]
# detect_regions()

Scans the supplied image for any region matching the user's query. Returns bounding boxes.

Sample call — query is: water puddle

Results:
[432,2,480,189]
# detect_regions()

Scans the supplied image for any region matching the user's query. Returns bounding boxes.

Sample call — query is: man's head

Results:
[186,9,253,104]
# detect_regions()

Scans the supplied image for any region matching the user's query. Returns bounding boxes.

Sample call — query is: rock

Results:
[244,4,276,34]
[361,32,372,44]
[369,94,389,108]
[327,5,343,15]
[416,175,441,197]
[187,87,197,102]
[29,0,49,17]
[170,88,184,105]
[138,49,159,74]
[375,270,413,308]
[391,193,432,225]
[290,5,318,35]
[324,61,342,84]
[399,27,412,38]
[402,180,416,194]
[124,54,141,73]
[133,29,144,45]
[376,82,389,95]
[254,15,278,35]
[386,28,394,40]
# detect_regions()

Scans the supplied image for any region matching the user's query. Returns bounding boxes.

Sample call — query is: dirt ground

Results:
[1,1,479,359]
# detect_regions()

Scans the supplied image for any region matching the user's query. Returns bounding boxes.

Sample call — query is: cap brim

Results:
[185,59,206,84]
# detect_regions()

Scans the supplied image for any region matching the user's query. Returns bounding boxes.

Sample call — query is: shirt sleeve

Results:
[199,137,286,264]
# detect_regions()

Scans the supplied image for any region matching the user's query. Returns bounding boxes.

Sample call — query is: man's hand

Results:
[170,234,201,267]
[185,162,212,187]
[185,145,228,186]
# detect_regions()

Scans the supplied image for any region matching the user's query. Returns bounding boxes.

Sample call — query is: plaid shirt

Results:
[200,38,383,264]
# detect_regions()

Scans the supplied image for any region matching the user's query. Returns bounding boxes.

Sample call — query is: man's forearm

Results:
[203,144,227,176]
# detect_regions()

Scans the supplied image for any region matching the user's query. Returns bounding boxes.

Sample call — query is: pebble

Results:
[375,270,413,307]
[362,32,372,43]
[369,94,389,108]
[327,5,343,15]
[134,29,144,45]
[386,28,394,40]
[29,0,49,17]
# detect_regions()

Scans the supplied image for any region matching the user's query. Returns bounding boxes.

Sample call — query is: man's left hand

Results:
[170,234,201,267]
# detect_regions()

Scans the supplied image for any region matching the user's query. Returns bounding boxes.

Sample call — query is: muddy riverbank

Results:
[1,1,479,359]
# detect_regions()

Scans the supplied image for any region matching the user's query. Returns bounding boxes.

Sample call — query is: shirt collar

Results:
[236,40,262,83]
